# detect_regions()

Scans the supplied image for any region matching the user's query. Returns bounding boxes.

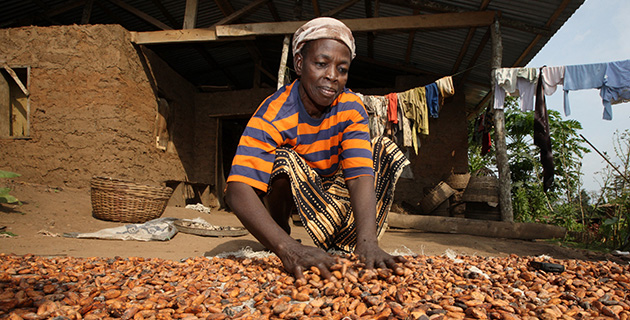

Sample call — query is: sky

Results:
[526,0,630,192]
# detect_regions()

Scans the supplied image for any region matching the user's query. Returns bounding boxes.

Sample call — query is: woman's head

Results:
[292,18,355,113]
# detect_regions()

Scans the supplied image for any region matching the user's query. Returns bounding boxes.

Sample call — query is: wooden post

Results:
[0,71,10,137]
[277,35,291,89]
[490,18,514,222]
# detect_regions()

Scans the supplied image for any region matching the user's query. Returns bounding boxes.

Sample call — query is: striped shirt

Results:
[227,80,374,193]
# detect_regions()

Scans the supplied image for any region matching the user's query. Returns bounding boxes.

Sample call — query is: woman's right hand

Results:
[277,241,336,281]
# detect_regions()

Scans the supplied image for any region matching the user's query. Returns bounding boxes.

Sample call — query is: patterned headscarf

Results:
[292,17,356,59]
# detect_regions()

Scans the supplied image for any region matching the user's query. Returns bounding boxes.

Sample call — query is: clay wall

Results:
[0,25,195,188]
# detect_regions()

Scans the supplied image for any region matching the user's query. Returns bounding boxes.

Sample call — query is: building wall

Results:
[0,24,468,205]
[0,25,194,188]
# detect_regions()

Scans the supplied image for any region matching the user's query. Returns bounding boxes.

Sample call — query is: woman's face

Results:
[294,39,352,115]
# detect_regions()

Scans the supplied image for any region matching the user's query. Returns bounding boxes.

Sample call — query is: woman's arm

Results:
[225,181,336,280]
[346,176,406,270]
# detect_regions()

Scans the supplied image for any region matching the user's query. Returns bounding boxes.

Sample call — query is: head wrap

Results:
[292,17,356,60]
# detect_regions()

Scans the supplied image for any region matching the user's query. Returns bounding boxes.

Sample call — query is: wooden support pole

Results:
[277,35,291,90]
[490,18,514,222]
[81,0,94,24]
[183,0,198,29]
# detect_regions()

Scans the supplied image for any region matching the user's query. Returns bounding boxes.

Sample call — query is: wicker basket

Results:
[91,177,173,223]
[444,172,471,190]
[419,181,456,214]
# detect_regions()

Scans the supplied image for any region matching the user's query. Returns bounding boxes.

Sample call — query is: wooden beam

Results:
[183,0,198,29]
[456,27,490,85]
[216,11,496,37]
[212,0,269,27]
[81,0,94,24]
[404,9,420,63]
[312,0,321,17]
[131,29,217,44]
[388,213,566,240]
[322,0,360,17]
[450,0,491,74]
[512,0,570,66]
[267,1,281,21]
[381,0,551,36]
[105,0,173,30]
[150,0,180,28]
[214,0,233,16]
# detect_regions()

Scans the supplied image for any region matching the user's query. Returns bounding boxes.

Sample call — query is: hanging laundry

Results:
[435,76,454,106]
[425,82,440,118]
[562,62,607,117]
[474,112,492,156]
[541,65,565,96]
[493,68,539,111]
[396,97,413,147]
[399,87,428,154]
[359,94,388,139]
[535,67,555,192]
[600,59,630,120]
[385,92,398,124]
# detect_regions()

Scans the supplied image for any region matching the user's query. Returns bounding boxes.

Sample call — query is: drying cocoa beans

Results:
[0,253,628,319]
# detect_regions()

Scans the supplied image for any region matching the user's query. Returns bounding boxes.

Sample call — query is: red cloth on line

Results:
[386,93,398,124]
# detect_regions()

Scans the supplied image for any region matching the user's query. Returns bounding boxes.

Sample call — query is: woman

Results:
[225,17,408,280]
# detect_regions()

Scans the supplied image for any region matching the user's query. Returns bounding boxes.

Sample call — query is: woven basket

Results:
[419,181,456,214]
[91,176,173,223]
[462,176,499,203]
[444,172,471,190]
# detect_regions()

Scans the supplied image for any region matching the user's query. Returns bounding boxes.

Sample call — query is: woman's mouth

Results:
[319,86,337,98]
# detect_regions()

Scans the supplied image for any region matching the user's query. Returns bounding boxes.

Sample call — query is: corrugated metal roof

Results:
[0,0,586,113]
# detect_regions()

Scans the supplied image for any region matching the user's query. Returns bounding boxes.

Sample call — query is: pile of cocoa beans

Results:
[1,252,628,319]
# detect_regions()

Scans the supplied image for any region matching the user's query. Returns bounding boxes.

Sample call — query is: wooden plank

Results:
[388,213,566,240]
[105,0,173,30]
[0,72,10,137]
[2,65,29,97]
[490,19,514,222]
[131,29,218,44]
[183,0,198,29]
[216,11,496,37]
[10,83,28,137]
[212,0,269,27]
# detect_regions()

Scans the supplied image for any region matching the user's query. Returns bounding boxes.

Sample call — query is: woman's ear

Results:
[293,53,303,76]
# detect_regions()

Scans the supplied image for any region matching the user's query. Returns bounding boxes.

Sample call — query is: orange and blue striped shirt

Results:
[227,80,374,193]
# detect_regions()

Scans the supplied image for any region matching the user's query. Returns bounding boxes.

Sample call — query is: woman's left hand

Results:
[355,240,407,273]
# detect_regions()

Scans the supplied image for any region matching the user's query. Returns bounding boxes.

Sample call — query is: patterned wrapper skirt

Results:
[269,136,410,252]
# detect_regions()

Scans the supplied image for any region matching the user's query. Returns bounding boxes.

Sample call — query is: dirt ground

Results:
[0,181,625,264]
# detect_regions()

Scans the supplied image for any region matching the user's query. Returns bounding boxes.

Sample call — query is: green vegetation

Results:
[469,97,629,252]
[0,170,21,204]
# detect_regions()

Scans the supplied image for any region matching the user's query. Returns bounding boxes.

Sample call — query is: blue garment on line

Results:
[600,59,630,120]
[425,82,440,118]
[563,62,606,117]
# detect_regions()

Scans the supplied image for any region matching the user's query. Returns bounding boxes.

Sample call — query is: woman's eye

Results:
[316,62,326,67]
[338,67,348,74]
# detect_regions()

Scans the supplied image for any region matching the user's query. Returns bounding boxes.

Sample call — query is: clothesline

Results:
[356,75,455,155]
[493,59,630,121]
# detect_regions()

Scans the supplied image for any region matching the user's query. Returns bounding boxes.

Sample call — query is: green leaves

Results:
[0,170,20,204]
[0,171,20,179]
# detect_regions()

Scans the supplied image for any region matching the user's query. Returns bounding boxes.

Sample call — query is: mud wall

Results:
[0,25,195,188]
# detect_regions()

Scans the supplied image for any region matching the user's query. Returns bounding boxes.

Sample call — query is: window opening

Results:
[0,66,29,138]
